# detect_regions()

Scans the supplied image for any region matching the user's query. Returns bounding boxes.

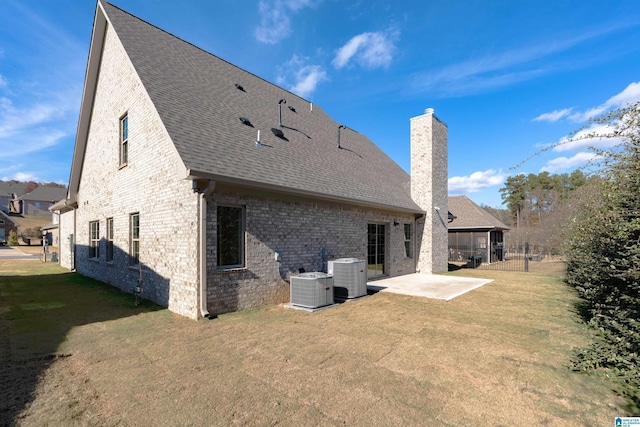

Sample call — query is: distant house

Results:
[20,186,67,216]
[52,1,449,320]
[0,182,66,216]
[447,195,510,264]
[0,211,19,245]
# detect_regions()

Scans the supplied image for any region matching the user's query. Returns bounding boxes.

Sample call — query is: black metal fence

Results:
[448,243,559,272]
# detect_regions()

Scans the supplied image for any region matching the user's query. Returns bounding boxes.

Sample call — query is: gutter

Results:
[186,169,424,215]
[197,180,216,319]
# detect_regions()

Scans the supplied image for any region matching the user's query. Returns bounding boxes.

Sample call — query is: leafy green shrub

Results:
[8,230,18,246]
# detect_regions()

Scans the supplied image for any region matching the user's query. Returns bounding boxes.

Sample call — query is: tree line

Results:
[492,169,595,247]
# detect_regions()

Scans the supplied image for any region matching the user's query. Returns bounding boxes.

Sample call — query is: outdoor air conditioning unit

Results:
[290,272,334,308]
[328,258,367,299]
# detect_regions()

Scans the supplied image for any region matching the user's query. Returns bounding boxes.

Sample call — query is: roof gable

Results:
[448,196,510,230]
[94,1,421,213]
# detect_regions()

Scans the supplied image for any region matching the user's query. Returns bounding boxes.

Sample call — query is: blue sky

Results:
[1,0,639,207]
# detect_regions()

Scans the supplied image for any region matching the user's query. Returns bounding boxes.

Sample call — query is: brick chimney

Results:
[410,108,448,273]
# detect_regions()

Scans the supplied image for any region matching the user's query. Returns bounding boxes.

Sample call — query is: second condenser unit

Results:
[327,258,367,299]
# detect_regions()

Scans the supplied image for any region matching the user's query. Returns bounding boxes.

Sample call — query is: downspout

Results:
[198,181,216,319]
[72,207,77,271]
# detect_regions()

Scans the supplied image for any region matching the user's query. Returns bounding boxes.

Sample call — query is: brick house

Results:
[52,1,448,320]
[0,211,19,245]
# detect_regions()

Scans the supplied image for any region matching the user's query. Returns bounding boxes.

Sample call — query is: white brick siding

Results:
[206,188,416,315]
[70,24,200,319]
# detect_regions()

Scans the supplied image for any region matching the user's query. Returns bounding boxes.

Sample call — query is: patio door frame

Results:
[367,222,387,279]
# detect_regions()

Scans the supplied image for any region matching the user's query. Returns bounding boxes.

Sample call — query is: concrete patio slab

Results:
[367,273,492,301]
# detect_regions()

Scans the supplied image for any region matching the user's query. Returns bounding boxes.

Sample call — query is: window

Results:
[217,206,244,269]
[106,217,114,262]
[129,213,139,265]
[404,223,412,258]
[89,221,100,259]
[120,114,129,166]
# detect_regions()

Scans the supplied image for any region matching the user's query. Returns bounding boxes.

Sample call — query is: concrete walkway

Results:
[367,273,492,301]
[0,245,40,260]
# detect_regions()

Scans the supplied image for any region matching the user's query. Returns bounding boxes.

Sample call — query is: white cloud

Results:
[567,81,640,122]
[0,97,62,138]
[541,152,600,173]
[0,96,70,160]
[552,123,622,152]
[535,82,640,124]
[2,172,41,182]
[277,55,327,98]
[254,0,316,44]
[532,107,574,123]
[0,75,7,88]
[448,169,506,195]
[332,30,398,70]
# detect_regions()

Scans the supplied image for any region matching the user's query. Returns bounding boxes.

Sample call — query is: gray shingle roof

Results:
[19,186,67,202]
[448,196,510,230]
[101,2,421,213]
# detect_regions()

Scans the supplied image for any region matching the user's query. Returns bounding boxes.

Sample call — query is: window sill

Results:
[118,163,128,170]
[216,266,247,274]
[89,257,100,263]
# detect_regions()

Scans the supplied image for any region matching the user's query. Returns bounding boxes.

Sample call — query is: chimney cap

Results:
[424,108,435,115]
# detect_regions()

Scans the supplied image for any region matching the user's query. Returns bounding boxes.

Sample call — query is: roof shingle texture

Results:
[101,2,422,212]
[448,196,510,230]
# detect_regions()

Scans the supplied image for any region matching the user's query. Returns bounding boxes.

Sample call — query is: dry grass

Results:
[1,261,624,426]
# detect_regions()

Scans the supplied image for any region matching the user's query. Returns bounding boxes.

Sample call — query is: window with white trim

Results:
[404,223,412,258]
[106,217,114,263]
[217,205,245,269]
[129,213,139,265]
[89,221,100,259]
[120,113,129,166]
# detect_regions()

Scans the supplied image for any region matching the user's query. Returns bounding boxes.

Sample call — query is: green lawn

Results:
[0,260,628,426]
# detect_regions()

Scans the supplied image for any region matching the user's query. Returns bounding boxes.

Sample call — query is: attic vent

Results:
[239,117,253,127]
[271,128,285,139]
[235,83,245,91]
[288,106,296,113]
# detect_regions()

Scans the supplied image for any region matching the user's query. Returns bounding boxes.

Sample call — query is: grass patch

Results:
[0,260,627,425]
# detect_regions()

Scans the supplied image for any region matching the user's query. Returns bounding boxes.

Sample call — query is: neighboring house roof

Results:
[0,211,20,227]
[41,222,59,231]
[0,182,26,197]
[19,186,67,203]
[448,195,510,231]
[0,182,67,203]
[66,1,423,214]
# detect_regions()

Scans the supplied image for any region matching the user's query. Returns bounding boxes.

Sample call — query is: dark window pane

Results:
[217,206,243,267]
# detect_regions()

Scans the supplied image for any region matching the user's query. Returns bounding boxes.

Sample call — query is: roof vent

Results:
[288,106,296,113]
[239,117,253,127]
[337,125,346,148]
[278,98,286,127]
[271,128,285,139]
[235,83,245,91]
